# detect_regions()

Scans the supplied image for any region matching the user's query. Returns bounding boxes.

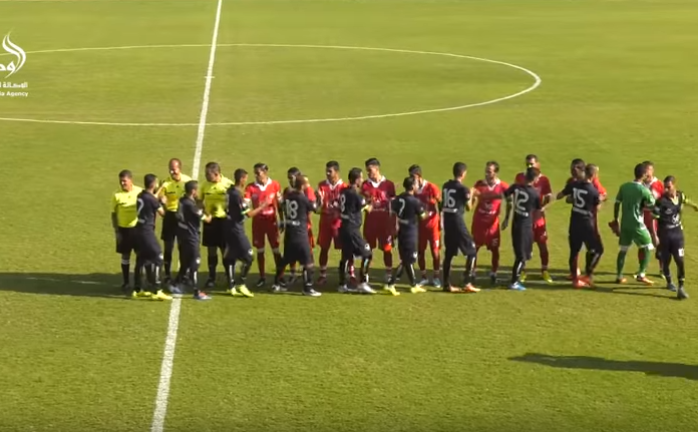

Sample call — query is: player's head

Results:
[234,168,248,187]
[302,175,310,191]
[642,160,654,180]
[452,162,467,182]
[118,169,133,190]
[185,180,199,198]
[664,175,676,195]
[634,163,648,182]
[485,161,499,183]
[408,165,422,183]
[348,167,363,186]
[287,167,301,187]
[168,158,182,180]
[586,164,600,180]
[253,163,269,183]
[144,174,158,191]
[571,160,586,180]
[205,162,221,182]
[525,154,540,170]
[403,176,416,193]
[293,175,307,191]
[325,161,340,182]
[365,158,381,180]
[525,167,539,184]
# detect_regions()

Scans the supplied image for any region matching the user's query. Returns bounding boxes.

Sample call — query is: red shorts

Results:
[363,213,393,252]
[317,216,342,250]
[533,223,548,244]
[418,223,440,251]
[252,217,280,250]
[472,220,500,250]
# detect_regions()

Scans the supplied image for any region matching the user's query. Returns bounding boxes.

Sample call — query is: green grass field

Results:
[2,0,698,431]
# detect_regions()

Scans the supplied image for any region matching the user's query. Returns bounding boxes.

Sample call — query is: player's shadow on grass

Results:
[509,353,698,381]
[0,273,125,299]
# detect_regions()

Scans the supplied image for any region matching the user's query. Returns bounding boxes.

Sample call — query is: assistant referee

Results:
[157,158,191,282]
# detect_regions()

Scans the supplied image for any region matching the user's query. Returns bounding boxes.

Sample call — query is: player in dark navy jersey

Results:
[557,163,603,288]
[338,168,375,294]
[133,174,171,301]
[384,176,426,296]
[503,167,542,291]
[171,181,213,300]
[272,175,322,297]
[441,162,480,294]
[654,176,698,299]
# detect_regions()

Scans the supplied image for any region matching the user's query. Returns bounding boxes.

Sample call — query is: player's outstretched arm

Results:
[502,199,512,230]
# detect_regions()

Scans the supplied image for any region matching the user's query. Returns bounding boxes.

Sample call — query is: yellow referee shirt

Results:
[158,174,192,212]
[111,186,143,228]
[201,176,234,219]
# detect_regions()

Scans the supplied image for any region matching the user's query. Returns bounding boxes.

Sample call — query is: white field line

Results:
[24,276,106,285]
[150,1,222,431]
[0,44,542,127]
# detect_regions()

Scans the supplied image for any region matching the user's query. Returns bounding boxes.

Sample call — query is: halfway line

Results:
[149,0,223,431]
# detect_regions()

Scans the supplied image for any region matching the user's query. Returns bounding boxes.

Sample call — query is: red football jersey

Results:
[362,177,396,220]
[415,180,441,227]
[317,179,346,220]
[644,177,664,214]
[515,172,552,227]
[473,179,509,226]
[244,179,281,219]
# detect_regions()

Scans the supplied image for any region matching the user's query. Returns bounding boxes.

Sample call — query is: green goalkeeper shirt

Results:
[615,181,655,231]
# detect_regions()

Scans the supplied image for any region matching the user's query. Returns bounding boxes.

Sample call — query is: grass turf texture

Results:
[1,0,698,431]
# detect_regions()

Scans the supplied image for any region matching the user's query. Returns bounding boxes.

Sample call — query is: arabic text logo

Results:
[1,34,26,78]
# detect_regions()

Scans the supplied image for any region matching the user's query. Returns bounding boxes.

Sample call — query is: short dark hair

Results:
[326,161,339,171]
[234,168,247,185]
[525,154,538,164]
[365,158,380,168]
[485,161,499,173]
[287,167,301,176]
[525,167,539,183]
[185,180,198,195]
[572,160,586,175]
[144,174,158,189]
[634,163,647,180]
[452,162,467,178]
[348,167,363,184]
[403,176,415,191]
[205,162,220,174]
[253,163,268,172]
[571,158,585,167]
[408,164,422,177]
[664,175,675,186]
[118,169,132,179]
[293,176,306,190]
[642,160,654,168]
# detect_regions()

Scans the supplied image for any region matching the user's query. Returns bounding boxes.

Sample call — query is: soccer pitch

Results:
[2,0,698,431]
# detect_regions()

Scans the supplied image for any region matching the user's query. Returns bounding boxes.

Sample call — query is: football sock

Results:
[319,249,329,272]
[144,263,154,286]
[207,246,218,281]
[120,253,130,286]
[240,256,252,282]
[405,263,417,287]
[675,253,685,284]
[442,250,455,287]
[616,251,627,277]
[663,254,673,284]
[338,259,348,286]
[431,246,441,274]
[539,243,549,270]
[639,248,651,275]
[418,251,427,275]
[638,248,646,267]
[568,253,578,280]
[360,257,371,283]
[191,270,199,290]
[512,258,525,284]
[225,262,235,286]
[464,255,475,285]
[273,250,283,277]
[303,266,314,288]
[383,250,393,273]
[491,248,500,274]
[257,252,266,278]
[163,240,174,277]
[134,258,143,289]
[273,261,285,285]
[585,250,602,276]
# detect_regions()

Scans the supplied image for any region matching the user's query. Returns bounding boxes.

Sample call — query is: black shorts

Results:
[659,230,685,260]
[160,211,179,242]
[116,227,136,255]
[512,224,533,261]
[178,239,201,271]
[340,228,372,261]
[202,217,227,248]
[444,224,476,257]
[282,233,313,266]
[569,223,603,255]
[225,231,254,263]
[134,229,163,263]
[397,232,418,265]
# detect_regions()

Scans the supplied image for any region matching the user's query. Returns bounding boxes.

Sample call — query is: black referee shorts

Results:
[116,227,136,255]
[160,211,179,242]
[202,217,227,248]
[659,229,685,260]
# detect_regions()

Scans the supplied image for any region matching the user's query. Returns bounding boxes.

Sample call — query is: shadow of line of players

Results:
[110,156,694,301]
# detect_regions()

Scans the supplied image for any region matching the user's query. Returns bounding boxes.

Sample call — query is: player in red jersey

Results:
[409,164,442,287]
[640,161,664,279]
[514,154,553,283]
[316,161,354,285]
[244,163,282,287]
[471,161,509,285]
[362,158,397,283]
[280,167,316,286]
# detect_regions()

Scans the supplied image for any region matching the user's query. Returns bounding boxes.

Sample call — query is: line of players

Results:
[110,154,692,300]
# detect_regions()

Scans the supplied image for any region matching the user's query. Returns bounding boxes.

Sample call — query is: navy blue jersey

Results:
[226,187,249,234]
[504,184,541,227]
[391,193,424,235]
[283,190,316,237]
[441,180,469,227]
[177,197,202,240]
[136,191,162,231]
[339,187,366,231]
[561,180,600,227]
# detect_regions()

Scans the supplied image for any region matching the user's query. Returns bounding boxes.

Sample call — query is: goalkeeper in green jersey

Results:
[608,163,657,284]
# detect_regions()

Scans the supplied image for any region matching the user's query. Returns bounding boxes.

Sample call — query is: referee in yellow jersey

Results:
[111,170,143,289]
[200,162,234,288]
[157,158,192,282]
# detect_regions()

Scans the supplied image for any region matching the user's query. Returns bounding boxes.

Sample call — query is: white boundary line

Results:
[0,44,542,127]
[149,1,222,431]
